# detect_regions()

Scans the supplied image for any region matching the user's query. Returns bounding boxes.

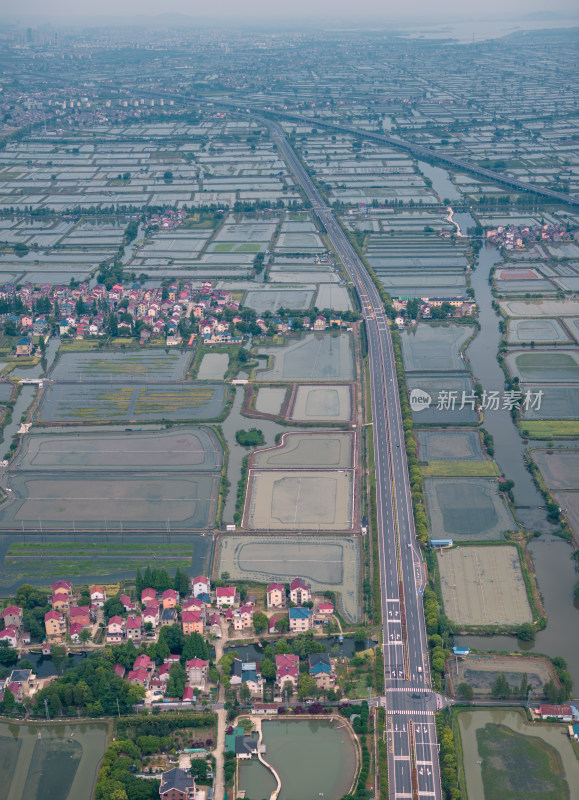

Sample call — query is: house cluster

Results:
[485,223,576,249]
[44,581,101,643]
[104,576,220,651]
[116,650,209,701]
[148,209,187,230]
[266,577,334,635]
[391,297,476,320]
[531,703,579,723]
[0,278,242,347]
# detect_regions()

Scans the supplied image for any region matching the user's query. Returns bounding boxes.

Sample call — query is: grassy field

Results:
[421,461,500,477]
[518,421,579,439]
[476,723,569,800]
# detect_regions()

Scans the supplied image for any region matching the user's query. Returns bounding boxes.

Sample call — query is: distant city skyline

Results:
[4,0,579,24]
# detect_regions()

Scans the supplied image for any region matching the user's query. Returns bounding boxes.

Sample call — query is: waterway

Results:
[457,708,579,800]
[417,161,462,203]
[468,244,549,532]
[238,718,357,800]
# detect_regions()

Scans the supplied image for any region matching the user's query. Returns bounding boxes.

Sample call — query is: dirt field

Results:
[245,470,353,530]
[216,534,361,621]
[252,432,354,469]
[532,450,579,490]
[1,474,217,529]
[256,333,354,382]
[447,654,555,697]
[505,350,579,383]
[12,428,222,472]
[401,323,474,372]
[290,384,352,421]
[416,429,483,461]
[437,545,532,626]
[424,478,516,540]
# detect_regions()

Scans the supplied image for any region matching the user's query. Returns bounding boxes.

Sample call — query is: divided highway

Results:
[266,119,443,799]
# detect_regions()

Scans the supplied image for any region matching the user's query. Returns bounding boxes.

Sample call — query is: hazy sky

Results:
[7,0,579,23]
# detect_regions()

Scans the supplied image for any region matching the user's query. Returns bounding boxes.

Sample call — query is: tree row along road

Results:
[265,117,443,800]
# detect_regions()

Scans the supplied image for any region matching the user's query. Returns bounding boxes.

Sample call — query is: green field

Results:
[476,723,569,800]
[421,461,500,477]
[518,421,579,439]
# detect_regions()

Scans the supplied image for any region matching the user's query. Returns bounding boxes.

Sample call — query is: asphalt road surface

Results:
[267,119,443,800]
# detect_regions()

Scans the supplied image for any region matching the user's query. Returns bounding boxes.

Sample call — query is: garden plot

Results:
[243,288,315,314]
[0,532,212,589]
[424,478,516,540]
[36,382,227,423]
[401,324,473,372]
[290,384,352,422]
[253,432,353,469]
[505,350,579,383]
[0,473,217,530]
[448,654,553,697]
[12,428,222,472]
[256,333,354,382]
[532,450,579,491]
[507,318,571,344]
[245,470,353,531]
[216,535,361,621]
[416,429,483,461]
[438,546,532,626]
[50,349,191,382]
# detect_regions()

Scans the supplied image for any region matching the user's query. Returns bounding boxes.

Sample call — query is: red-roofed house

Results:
[70,622,83,642]
[113,663,126,679]
[89,586,106,607]
[69,606,91,628]
[186,658,208,689]
[162,589,179,609]
[143,604,160,628]
[216,586,237,608]
[290,578,311,605]
[182,610,203,635]
[126,616,142,641]
[45,610,65,639]
[3,606,23,628]
[107,616,123,644]
[0,626,18,649]
[141,588,157,605]
[534,704,575,722]
[134,654,154,672]
[182,686,196,703]
[120,594,136,612]
[127,669,148,688]
[192,576,209,597]
[51,580,72,598]
[233,605,253,631]
[275,653,299,691]
[317,602,334,616]
[266,583,285,609]
[183,597,204,612]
